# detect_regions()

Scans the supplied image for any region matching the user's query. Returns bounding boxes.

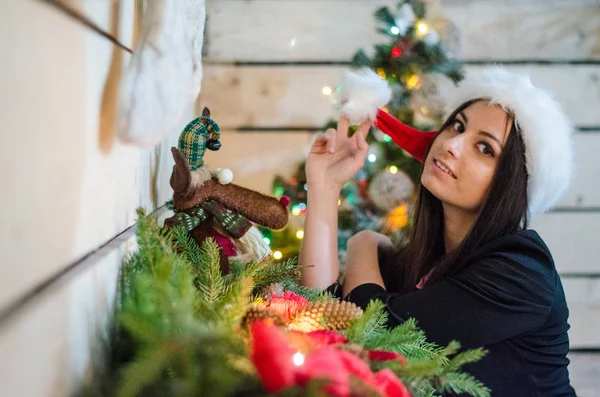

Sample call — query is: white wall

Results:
[0,0,189,395]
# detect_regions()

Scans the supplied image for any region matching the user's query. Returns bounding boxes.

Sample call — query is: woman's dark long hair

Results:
[386,99,529,294]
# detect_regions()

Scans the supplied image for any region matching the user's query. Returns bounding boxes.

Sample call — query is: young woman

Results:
[299,67,576,396]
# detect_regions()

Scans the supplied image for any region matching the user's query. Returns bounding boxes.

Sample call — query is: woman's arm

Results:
[299,185,341,289]
[342,231,392,296]
[299,117,372,289]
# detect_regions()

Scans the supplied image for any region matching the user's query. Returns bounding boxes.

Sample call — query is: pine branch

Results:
[440,340,461,357]
[218,273,256,329]
[438,372,491,397]
[362,318,425,350]
[403,377,439,397]
[345,300,385,343]
[445,348,487,373]
[196,238,226,304]
[249,257,300,291]
[171,226,204,266]
[280,278,329,302]
[116,342,183,397]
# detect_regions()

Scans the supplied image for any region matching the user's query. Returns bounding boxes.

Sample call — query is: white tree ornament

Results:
[117,0,206,147]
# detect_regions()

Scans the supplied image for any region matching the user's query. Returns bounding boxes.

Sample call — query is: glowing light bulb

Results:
[293,352,305,366]
[376,68,386,79]
[296,230,304,239]
[273,251,283,260]
[389,166,398,174]
[338,198,342,206]
[390,26,400,35]
[263,237,271,245]
[368,154,377,163]
[417,21,428,35]
[407,74,421,89]
[292,206,301,216]
[322,86,332,95]
[383,134,392,142]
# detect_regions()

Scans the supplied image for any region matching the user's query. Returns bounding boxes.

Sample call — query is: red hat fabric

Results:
[374,109,437,163]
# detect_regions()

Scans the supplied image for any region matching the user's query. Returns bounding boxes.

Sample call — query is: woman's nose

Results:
[442,134,464,158]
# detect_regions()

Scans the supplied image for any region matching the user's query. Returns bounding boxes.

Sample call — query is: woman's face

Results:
[421,101,513,213]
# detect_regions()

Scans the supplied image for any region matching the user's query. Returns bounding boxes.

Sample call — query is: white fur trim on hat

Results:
[442,66,575,218]
[336,68,392,125]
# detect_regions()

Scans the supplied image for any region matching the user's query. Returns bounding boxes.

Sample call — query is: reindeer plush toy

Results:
[165,107,290,274]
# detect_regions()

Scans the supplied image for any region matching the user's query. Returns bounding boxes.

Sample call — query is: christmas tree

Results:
[81,211,490,397]
[267,0,464,263]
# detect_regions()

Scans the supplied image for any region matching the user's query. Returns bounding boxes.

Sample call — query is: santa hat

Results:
[336,67,575,218]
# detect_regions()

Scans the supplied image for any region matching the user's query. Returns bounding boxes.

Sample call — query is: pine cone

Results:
[288,300,363,332]
[258,282,284,301]
[241,305,285,328]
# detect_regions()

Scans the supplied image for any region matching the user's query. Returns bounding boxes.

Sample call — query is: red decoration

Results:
[304,330,348,347]
[374,109,437,162]
[374,369,412,397]
[296,346,351,397]
[211,230,237,256]
[269,291,309,322]
[250,322,296,393]
[249,323,412,397]
[368,350,409,365]
[391,47,403,58]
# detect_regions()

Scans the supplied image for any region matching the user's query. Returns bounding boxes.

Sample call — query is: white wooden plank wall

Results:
[205,0,600,62]
[200,0,600,357]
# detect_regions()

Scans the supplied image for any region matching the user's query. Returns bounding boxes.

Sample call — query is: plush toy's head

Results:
[177,107,222,171]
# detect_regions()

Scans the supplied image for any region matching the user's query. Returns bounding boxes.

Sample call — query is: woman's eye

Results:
[453,121,465,133]
[477,143,494,157]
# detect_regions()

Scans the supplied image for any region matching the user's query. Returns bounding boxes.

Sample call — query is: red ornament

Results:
[374,369,412,397]
[269,291,309,322]
[391,47,403,58]
[250,322,296,393]
[304,330,348,347]
[296,346,351,397]
[279,196,291,208]
[368,349,408,365]
[249,321,412,397]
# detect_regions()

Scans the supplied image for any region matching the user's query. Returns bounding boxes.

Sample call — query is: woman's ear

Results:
[170,147,192,195]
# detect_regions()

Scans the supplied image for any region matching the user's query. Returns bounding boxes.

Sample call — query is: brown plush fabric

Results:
[170,147,193,196]
[173,178,288,230]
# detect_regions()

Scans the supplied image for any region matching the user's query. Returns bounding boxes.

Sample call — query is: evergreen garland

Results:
[81,211,490,397]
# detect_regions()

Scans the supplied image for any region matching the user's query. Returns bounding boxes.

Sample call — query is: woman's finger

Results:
[355,120,371,150]
[310,133,329,153]
[325,128,336,153]
[337,116,350,142]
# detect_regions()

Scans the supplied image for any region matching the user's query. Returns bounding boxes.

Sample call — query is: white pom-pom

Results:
[215,168,233,185]
[336,69,392,125]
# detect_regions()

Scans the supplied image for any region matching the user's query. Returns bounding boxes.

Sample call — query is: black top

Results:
[339,230,576,396]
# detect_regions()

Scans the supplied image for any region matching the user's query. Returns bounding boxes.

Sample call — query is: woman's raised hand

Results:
[305,116,372,192]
